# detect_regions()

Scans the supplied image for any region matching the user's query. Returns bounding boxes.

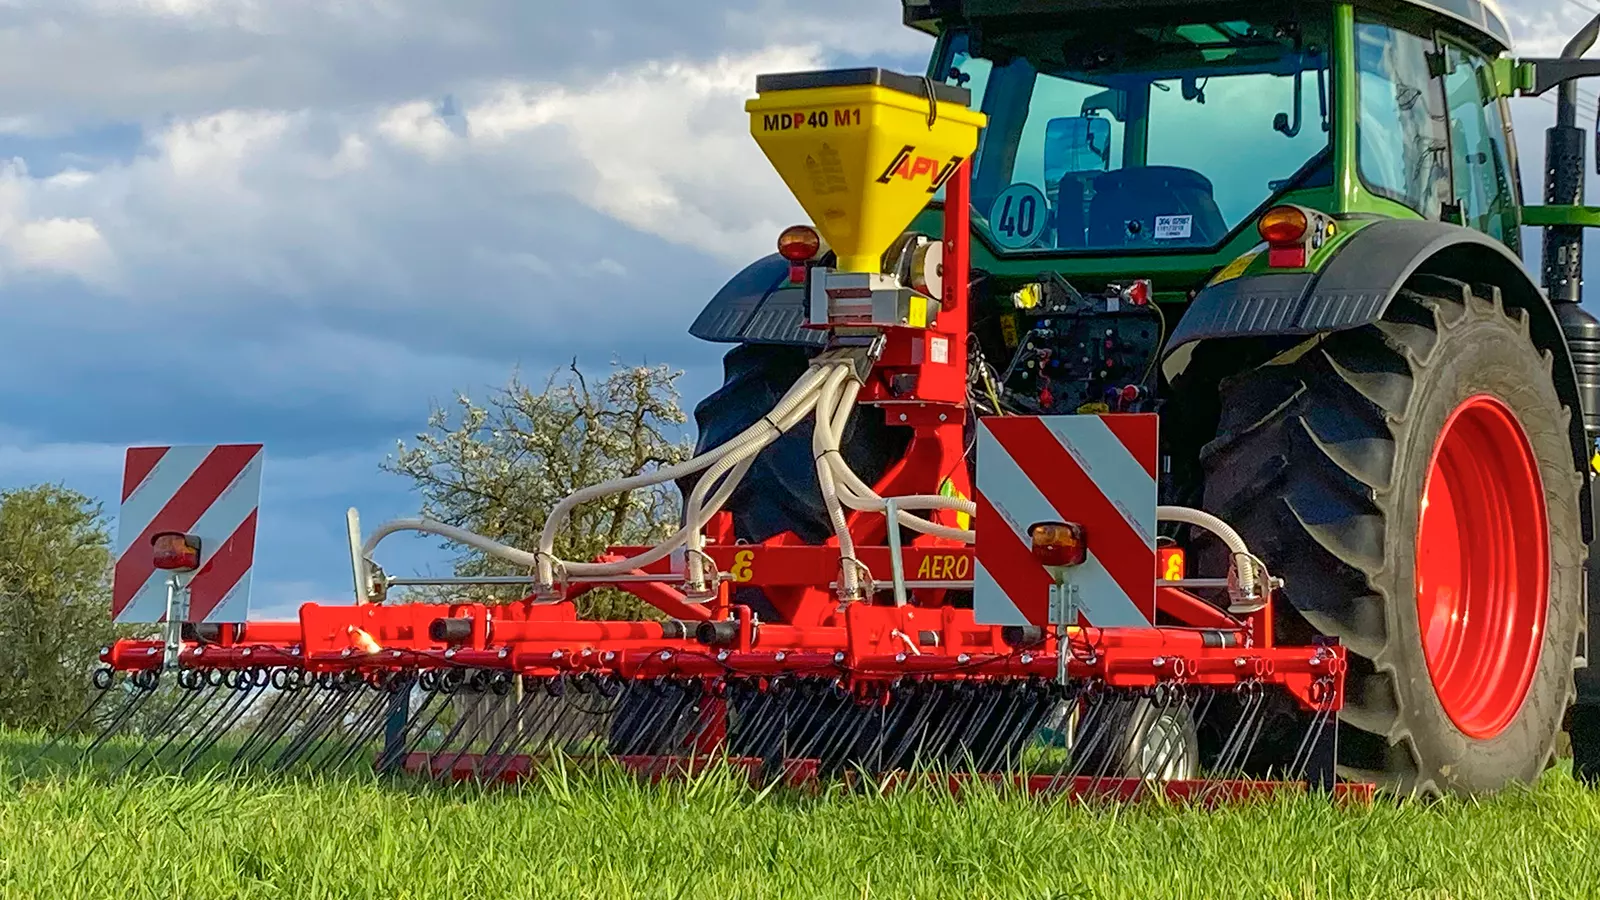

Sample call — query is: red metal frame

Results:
[99,161,1352,796]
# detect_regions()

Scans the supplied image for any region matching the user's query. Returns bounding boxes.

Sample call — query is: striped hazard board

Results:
[973,414,1157,628]
[112,444,264,624]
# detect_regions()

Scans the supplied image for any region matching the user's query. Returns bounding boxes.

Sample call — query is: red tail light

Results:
[152,532,202,572]
[777,225,821,262]
[1029,522,1087,567]
[1258,205,1319,269]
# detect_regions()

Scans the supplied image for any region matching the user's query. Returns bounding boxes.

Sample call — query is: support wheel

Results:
[1200,274,1584,796]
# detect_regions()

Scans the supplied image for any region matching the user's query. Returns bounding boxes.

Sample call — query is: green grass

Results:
[2,735,1600,900]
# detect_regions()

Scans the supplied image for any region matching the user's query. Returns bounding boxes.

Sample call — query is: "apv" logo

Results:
[877,145,964,194]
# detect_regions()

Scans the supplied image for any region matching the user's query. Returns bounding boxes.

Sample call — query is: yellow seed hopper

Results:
[747,69,987,274]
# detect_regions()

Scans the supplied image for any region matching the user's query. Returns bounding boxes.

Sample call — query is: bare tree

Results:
[385,359,694,618]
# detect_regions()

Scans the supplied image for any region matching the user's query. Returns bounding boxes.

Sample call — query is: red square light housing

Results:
[152,531,202,572]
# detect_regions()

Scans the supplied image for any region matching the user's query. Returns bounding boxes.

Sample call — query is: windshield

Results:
[939,16,1331,254]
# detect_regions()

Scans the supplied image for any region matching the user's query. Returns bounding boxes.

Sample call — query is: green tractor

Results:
[687,0,1600,796]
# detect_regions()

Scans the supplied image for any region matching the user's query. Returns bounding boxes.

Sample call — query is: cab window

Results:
[1354,20,1451,218]
[1441,40,1520,249]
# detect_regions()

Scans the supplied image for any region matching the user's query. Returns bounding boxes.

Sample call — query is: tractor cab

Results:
[900,0,1525,294]
[936,15,1332,257]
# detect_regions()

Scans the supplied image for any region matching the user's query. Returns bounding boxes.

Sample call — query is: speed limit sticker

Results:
[988,184,1047,250]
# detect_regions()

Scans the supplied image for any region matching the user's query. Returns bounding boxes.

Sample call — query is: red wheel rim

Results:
[1415,394,1548,740]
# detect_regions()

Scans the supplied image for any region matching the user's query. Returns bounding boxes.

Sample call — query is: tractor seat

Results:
[1085,166,1227,248]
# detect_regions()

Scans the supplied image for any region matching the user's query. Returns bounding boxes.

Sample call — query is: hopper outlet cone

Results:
[747,68,986,274]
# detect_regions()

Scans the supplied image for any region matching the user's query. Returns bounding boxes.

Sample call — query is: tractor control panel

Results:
[998,277,1163,416]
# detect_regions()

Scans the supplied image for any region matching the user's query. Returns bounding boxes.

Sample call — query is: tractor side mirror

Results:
[1043,116,1112,186]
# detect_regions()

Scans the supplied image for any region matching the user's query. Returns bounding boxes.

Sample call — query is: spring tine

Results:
[18,678,114,775]
[273,678,362,773]
[163,676,261,770]
[471,682,546,776]
[97,680,198,770]
[123,682,228,775]
[238,676,322,769]
[386,683,453,766]
[435,680,519,776]
[227,675,303,767]
[1286,699,1336,782]
[732,683,790,761]
[421,685,487,778]
[341,674,416,772]
[294,679,379,771]
[787,684,853,762]
[972,683,1030,772]
[81,678,162,762]
[174,682,266,775]
[303,682,391,772]
[1213,687,1265,776]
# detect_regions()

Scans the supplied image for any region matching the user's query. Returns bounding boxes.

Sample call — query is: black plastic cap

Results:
[428,617,473,643]
[696,620,740,647]
[1000,625,1045,648]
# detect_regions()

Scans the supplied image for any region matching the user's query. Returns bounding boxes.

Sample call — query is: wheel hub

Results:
[1415,394,1548,740]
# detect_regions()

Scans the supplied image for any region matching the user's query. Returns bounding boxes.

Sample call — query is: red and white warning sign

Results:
[973,414,1157,628]
[112,444,263,624]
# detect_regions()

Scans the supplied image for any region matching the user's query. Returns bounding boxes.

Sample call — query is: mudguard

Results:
[1168,219,1593,538]
[688,254,825,348]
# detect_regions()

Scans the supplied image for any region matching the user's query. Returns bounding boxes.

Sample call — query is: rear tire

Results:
[1199,275,1584,796]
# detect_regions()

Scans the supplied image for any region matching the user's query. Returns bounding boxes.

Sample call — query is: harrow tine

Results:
[17,674,116,776]
[301,679,393,773]
[173,676,267,775]
[81,675,161,761]
[287,677,388,774]
[121,677,229,776]
[236,673,323,770]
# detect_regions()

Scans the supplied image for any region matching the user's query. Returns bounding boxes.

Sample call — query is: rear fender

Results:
[688,254,824,348]
[1166,218,1594,543]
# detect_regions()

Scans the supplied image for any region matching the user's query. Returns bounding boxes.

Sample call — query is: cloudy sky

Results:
[0,0,1593,619]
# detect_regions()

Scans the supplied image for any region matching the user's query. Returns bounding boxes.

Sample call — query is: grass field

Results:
[2,734,1600,900]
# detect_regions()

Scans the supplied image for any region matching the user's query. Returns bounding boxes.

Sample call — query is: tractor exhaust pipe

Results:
[1545,15,1600,438]
[1542,14,1600,305]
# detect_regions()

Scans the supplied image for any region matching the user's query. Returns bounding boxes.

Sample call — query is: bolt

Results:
[659,650,672,661]
[1020,653,1033,664]
[581,648,593,657]
[957,653,971,664]
[899,413,908,422]
[100,645,110,657]
[444,648,457,659]
[194,647,204,657]
[833,651,846,664]
[392,650,403,658]
[241,648,252,658]
[1152,656,1166,667]
[604,651,617,662]
[551,650,563,659]
[895,652,907,663]
[718,650,730,662]
[498,648,509,659]
[147,648,157,656]
[340,648,351,658]
[775,651,787,662]
[1235,657,1246,667]
[291,647,302,657]
[939,413,947,422]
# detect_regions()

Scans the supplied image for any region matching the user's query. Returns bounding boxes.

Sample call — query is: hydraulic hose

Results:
[1155,505,1262,609]
[531,362,835,584]
[366,358,1284,615]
